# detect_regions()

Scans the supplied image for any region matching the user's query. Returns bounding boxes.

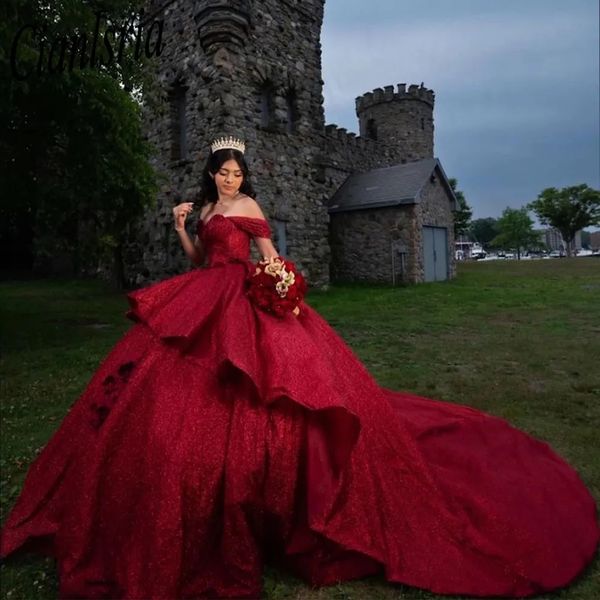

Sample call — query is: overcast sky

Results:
[321,0,600,223]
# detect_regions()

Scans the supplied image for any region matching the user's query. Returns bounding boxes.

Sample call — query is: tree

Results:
[0,0,160,287]
[469,218,500,248]
[448,178,472,237]
[528,185,600,257]
[491,207,540,259]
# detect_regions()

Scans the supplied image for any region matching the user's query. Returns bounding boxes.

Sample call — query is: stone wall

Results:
[413,174,456,281]
[329,206,419,284]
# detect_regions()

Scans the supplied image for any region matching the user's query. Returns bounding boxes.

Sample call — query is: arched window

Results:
[169,82,188,161]
[285,89,298,134]
[366,118,377,140]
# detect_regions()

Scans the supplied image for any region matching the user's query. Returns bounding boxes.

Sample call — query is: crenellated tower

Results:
[355,83,435,162]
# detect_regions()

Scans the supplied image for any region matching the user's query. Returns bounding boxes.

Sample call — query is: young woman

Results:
[172,142,278,269]
[1,138,598,599]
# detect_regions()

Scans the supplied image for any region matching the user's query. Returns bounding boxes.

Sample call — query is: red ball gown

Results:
[1,214,598,599]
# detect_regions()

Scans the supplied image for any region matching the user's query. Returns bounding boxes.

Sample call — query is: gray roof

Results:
[328,157,457,213]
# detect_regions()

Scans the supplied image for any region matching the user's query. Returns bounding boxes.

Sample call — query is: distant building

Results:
[542,228,582,253]
[590,231,600,252]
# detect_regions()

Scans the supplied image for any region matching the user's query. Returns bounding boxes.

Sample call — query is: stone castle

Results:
[126,0,455,288]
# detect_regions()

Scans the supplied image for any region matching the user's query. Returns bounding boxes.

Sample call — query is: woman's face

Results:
[211,158,244,199]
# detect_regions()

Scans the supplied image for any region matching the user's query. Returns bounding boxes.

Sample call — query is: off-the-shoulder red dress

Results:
[1,214,598,599]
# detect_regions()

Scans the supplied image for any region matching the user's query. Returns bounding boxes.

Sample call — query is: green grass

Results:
[1,258,599,599]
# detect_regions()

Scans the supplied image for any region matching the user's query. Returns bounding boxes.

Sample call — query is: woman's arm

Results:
[176,230,204,267]
[254,235,279,260]
[173,202,205,267]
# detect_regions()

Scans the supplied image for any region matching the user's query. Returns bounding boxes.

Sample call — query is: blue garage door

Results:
[423,226,448,282]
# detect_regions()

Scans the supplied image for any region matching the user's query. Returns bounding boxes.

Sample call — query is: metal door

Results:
[423,226,448,282]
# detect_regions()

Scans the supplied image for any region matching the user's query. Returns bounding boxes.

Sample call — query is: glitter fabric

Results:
[1,215,598,599]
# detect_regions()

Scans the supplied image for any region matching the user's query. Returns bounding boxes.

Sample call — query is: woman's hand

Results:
[172,202,194,232]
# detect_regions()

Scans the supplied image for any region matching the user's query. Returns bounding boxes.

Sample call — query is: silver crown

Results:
[210,136,246,154]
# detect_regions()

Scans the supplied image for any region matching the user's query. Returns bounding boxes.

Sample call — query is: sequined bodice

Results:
[197,214,271,267]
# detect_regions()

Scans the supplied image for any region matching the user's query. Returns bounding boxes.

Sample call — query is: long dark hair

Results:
[199,148,256,205]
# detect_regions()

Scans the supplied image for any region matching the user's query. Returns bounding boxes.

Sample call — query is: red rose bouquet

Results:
[246,256,307,317]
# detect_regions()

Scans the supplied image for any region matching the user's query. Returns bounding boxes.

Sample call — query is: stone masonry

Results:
[416,176,457,281]
[329,206,419,283]
[328,160,456,284]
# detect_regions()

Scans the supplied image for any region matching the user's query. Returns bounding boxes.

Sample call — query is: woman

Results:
[172,137,279,269]
[1,137,598,599]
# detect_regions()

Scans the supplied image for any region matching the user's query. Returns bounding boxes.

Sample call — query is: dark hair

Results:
[199,148,256,205]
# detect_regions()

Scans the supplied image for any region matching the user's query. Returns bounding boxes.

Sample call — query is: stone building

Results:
[324,85,456,284]
[329,158,457,283]
[126,0,456,288]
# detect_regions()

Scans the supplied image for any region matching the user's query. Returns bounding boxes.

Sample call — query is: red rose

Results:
[246,256,307,317]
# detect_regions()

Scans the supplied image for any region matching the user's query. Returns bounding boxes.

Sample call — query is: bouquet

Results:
[246,256,307,317]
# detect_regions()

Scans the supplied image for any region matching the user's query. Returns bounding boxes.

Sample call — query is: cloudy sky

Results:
[321,0,599,222]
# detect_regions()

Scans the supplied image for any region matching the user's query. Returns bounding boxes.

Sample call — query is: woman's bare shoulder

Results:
[237,195,265,219]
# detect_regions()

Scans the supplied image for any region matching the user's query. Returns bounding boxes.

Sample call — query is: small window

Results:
[169,83,188,160]
[285,89,298,133]
[366,118,377,140]
[260,82,275,129]
[273,219,287,256]
[421,117,425,130]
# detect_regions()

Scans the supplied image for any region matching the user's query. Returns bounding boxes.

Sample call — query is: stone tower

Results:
[128,0,331,287]
[355,83,435,162]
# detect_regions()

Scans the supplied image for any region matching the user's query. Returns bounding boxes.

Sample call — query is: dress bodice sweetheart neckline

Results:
[201,213,269,228]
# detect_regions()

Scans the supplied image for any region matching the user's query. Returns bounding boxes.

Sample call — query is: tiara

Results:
[210,136,245,154]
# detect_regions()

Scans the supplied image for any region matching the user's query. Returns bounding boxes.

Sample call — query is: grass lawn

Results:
[1,258,599,599]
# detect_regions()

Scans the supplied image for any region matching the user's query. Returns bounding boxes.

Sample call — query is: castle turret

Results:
[355,83,435,162]
[194,0,251,54]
